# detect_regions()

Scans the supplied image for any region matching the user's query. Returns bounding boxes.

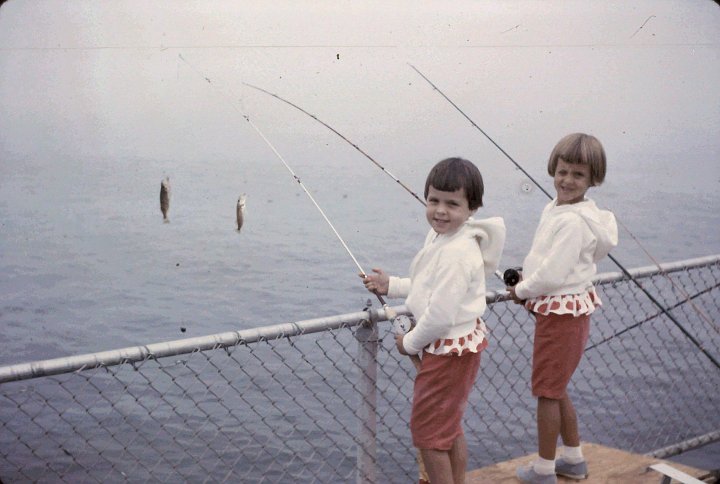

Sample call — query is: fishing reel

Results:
[503,267,522,287]
[392,314,415,335]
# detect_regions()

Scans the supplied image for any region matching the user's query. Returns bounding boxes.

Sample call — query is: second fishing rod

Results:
[243,114,401,325]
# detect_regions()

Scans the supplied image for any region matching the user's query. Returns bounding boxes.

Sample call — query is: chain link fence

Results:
[1,255,719,483]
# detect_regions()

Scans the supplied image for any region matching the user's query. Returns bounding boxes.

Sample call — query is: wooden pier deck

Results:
[466,443,710,483]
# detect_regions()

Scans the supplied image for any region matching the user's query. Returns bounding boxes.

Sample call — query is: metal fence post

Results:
[355,314,379,484]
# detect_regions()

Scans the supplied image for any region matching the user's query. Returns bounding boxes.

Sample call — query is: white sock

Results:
[533,457,556,475]
[561,445,584,464]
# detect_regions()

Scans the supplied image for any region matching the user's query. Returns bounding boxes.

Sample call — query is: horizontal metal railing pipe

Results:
[0,307,401,384]
[1,254,717,384]
[648,429,720,459]
[586,254,720,285]
[488,254,720,302]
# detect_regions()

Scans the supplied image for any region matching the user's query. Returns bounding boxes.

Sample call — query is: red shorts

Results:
[410,350,482,450]
[531,312,590,400]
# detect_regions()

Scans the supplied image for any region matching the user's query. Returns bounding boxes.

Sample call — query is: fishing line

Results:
[585,282,720,352]
[407,63,720,369]
[615,216,717,335]
[177,53,398,320]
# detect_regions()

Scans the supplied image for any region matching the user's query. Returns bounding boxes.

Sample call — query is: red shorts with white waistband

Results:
[410,348,483,450]
[531,312,590,399]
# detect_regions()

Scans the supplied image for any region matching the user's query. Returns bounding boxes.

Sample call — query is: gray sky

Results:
[2,1,718,47]
[1,0,719,185]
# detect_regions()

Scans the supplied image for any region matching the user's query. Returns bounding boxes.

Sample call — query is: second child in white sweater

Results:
[509,133,618,484]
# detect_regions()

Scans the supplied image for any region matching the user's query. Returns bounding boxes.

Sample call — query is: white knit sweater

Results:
[514,198,618,300]
[387,217,506,355]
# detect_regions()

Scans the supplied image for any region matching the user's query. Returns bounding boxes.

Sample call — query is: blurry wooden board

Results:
[466,442,708,484]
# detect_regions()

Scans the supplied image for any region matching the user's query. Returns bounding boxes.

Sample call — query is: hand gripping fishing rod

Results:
[408,63,720,370]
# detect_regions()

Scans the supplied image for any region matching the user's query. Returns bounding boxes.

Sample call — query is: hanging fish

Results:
[160,177,171,222]
[236,193,247,231]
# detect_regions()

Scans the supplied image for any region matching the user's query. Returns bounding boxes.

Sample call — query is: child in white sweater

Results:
[362,157,505,484]
[508,133,618,484]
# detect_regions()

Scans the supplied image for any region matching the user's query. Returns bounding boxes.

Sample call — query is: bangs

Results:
[429,168,465,193]
[548,133,607,185]
[424,158,484,209]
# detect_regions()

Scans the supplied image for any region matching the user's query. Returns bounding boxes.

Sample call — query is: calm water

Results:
[1,139,718,366]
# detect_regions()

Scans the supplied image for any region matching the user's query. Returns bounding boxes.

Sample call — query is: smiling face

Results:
[554,158,592,205]
[425,185,475,235]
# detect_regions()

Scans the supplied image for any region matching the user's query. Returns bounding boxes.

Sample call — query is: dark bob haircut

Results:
[424,157,484,210]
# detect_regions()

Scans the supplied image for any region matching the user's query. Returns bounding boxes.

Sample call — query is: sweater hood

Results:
[463,216,506,276]
[554,198,618,261]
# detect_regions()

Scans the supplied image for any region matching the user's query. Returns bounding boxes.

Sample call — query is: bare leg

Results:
[448,434,468,484]
[420,449,452,484]
[537,396,560,460]
[559,395,580,447]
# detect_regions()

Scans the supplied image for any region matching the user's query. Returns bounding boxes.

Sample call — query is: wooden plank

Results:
[466,443,708,483]
[648,463,706,484]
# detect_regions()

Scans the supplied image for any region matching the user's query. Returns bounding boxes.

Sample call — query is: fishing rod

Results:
[245,117,402,316]
[408,63,720,370]
[242,82,427,207]
[177,53,398,323]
